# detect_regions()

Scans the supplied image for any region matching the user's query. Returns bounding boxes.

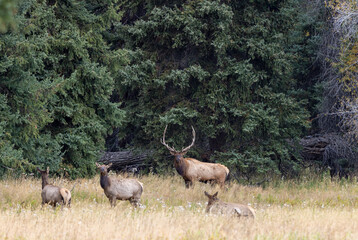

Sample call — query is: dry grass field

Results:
[0,173,357,240]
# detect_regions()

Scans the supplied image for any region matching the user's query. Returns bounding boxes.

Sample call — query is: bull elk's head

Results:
[160,125,196,162]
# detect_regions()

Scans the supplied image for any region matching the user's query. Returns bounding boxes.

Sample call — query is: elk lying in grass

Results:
[96,163,143,207]
[37,167,71,208]
[204,191,255,218]
[161,125,229,188]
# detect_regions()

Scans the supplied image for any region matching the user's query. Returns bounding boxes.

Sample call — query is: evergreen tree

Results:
[0,0,125,177]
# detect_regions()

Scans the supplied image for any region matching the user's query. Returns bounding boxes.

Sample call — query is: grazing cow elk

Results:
[96,163,143,207]
[161,125,229,188]
[204,191,255,218]
[37,167,72,208]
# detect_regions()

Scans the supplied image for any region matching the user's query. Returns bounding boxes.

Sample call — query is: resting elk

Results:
[161,125,229,188]
[96,163,143,207]
[37,167,72,208]
[204,191,255,218]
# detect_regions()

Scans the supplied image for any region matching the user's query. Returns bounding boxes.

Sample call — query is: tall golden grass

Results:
[0,173,357,240]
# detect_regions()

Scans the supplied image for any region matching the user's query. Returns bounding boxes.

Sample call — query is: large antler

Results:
[161,125,178,153]
[181,126,195,153]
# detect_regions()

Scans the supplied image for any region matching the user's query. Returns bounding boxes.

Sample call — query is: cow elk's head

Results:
[95,163,112,175]
[160,125,196,162]
[204,191,219,205]
[37,166,49,175]
[37,167,50,187]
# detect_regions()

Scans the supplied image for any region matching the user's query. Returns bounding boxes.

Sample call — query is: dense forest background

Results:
[0,0,357,181]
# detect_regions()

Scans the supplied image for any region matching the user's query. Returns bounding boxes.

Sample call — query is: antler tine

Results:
[181,126,196,153]
[160,125,178,152]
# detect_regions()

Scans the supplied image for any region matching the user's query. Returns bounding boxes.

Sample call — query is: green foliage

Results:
[0,94,30,176]
[0,0,17,32]
[0,0,125,177]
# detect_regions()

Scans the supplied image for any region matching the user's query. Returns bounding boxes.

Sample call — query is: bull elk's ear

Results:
[46,167,50,174]
[169,151,176,155]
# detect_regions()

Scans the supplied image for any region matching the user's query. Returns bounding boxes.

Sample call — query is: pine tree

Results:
[0,0,125,177]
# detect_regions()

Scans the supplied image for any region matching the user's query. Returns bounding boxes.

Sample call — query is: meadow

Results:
[0,173,357,240]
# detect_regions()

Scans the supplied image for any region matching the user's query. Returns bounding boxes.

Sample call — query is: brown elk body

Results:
[161,125,229,188]
[204,191,255,218]
[96,163,143,207]
[37,167,71,208]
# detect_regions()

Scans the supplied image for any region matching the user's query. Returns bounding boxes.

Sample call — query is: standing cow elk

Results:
[96,163,143,207]
[37,167,72,208]
[161,125,229,188]
[204,191,255,218]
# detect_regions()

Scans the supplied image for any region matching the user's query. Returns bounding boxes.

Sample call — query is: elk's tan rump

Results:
[60,188,71,206]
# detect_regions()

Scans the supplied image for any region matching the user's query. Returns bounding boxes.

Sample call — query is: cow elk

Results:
[204,191,255,218]
[161,125,229,188]
[37,167,72,208]
[96,163,143,207]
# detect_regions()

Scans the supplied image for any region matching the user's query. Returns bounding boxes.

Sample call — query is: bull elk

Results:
[204,191,255,218]
[37,167,72,208]
[161,125,229,188]
[96,163,143,207]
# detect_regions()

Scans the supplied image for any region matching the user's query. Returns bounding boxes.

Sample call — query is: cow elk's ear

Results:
[107,163,113,168]
[213,192,218,198]
[95,162,101,168]
[204,191,210,198]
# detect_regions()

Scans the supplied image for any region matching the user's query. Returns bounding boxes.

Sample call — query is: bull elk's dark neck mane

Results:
[174,155,189,176]
[100,172,111,189]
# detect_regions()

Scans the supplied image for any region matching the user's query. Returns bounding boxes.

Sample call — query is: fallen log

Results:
[98,151,152,171]
[299,135,332,161]
[299,134,357,178]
